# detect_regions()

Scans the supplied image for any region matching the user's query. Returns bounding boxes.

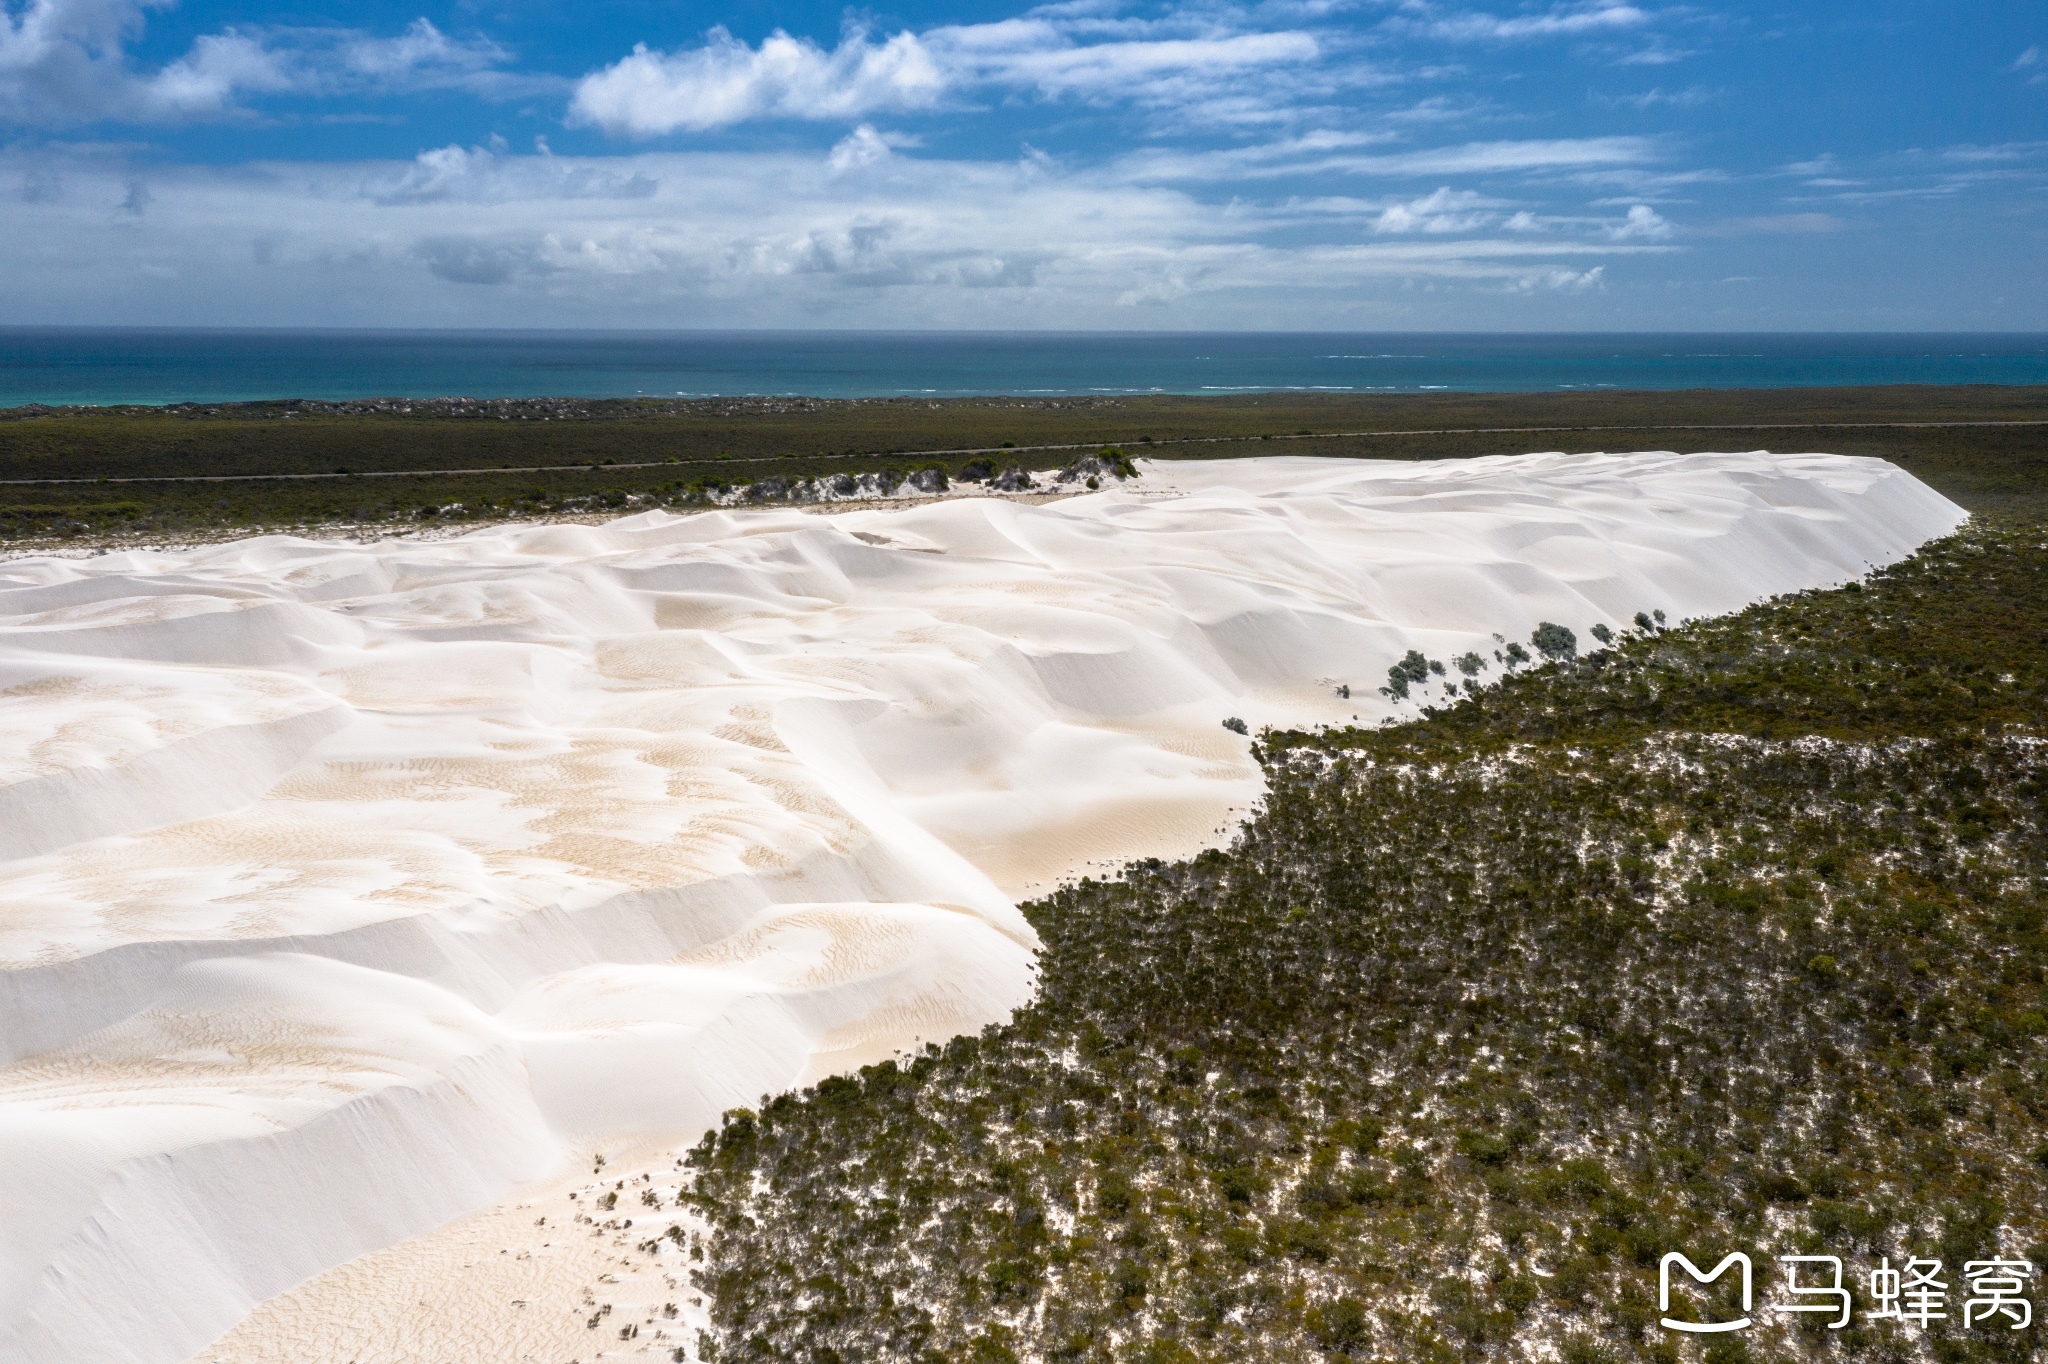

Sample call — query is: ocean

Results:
[2,329,2046,407]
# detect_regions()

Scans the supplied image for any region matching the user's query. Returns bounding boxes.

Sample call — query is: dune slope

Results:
[0,452,1962,1364]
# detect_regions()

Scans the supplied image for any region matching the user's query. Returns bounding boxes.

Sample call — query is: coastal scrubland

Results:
[1,385,2038,1363]
[683,516,2048,1363]
[0,386,2043,542]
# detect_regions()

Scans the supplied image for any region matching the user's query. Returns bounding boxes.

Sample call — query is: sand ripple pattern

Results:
[0,453,1963,1364]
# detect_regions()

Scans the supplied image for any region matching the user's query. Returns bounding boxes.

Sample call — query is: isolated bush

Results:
[1055,451,1134,484]
[1530,621,1577,660]
[1380,649,1441,700]
[1097,446,1138,478]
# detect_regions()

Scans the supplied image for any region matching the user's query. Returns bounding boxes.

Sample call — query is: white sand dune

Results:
[0,452,1961,1364]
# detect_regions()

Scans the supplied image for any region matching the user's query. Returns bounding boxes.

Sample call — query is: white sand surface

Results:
[0,452,1962,1364]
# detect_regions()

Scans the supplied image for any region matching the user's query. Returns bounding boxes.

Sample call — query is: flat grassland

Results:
[2,385,2044,544]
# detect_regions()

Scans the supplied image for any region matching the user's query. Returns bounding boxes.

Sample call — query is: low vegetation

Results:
[1,387,2042,544]
[683,516,2048,1363]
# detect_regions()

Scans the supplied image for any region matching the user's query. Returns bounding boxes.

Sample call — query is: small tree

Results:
[1589,622,1614,646]
[1530,621,1577,661]
[1382,648,1432,700]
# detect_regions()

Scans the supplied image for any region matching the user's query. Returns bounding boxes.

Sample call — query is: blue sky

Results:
[1,0,2042,329]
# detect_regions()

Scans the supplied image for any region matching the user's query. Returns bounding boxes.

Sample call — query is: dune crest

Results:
[0,453,1962,1364]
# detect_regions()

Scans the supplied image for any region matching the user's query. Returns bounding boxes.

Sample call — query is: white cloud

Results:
[143,31,293,114]
[363,142,659,205]
[1372,186,1500,232]
[0,0,235,122]
[1614,44,1689,66]
[1504,264,1604,291]
[1778,154,1840,176]
[1390,136,1655,174]
[828,124,893,172]
[1120,133,1656,182]
[1413,4,1649,42]
[0,142,1679,327]
[568,27,946,136]
[1940,140,2048,163]
[566,16,1322,137]
[1563,167,1728,194]
[1597,85,1716,109]
[936,25,1320,98]
[0,1,517,124]
[1608,203,1670,238]
[341,18,506,80]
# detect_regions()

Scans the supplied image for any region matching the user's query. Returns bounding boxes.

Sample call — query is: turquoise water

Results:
[3,330,2045,407]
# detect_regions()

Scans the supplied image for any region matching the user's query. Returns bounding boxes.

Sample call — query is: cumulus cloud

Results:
[0,1,517,125]
[0,0,250,121]
[567,16,1320,137]
[828,124,894,172]
[1608,203,1670,238]
[569,27,945,136]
